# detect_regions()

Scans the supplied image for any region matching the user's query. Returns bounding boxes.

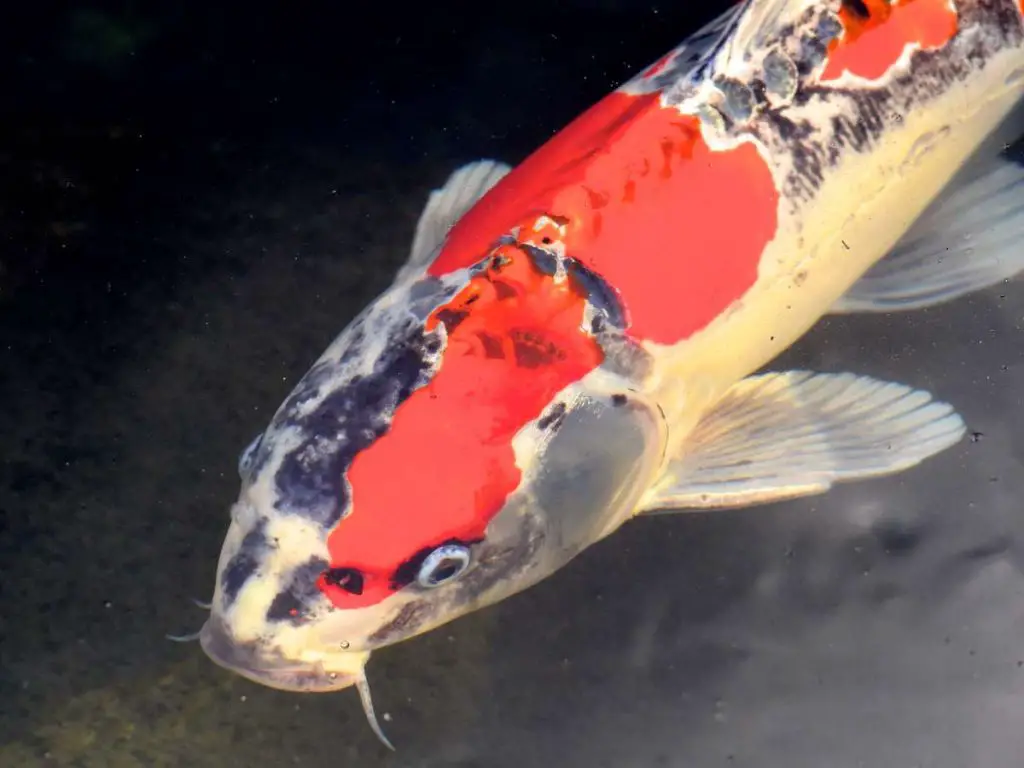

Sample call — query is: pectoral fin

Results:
[638,371,966,513]
[831,153,1024,313]
[393,159,511,286]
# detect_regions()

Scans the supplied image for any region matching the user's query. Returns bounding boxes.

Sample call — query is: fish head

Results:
[199,239,667,692]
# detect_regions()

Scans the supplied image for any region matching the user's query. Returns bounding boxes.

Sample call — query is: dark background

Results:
[2,2,1023,766]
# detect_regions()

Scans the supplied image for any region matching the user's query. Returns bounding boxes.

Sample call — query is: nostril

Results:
[323,567,365,595]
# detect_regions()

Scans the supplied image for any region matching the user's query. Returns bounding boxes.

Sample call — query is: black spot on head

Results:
[272,315,441,527]
[266,557,329,623]
[538,401,567,431]
[611,393,628,407]
[221,520,269,606]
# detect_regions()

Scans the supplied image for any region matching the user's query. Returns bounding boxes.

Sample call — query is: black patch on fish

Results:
[538,401,568,431]
[795,34,828,76]
[221,520,269,606]
[266,557,330,623]
[841,0,870,19]
[490,253,512,272]
[521,244,559,276]
[757,1,1023,203]
[611,393,628,407]
[566,258,626,330]
[323,566,365,595]
[271,316,441,527]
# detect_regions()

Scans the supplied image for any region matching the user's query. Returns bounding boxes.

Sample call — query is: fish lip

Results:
[199,619,361,693]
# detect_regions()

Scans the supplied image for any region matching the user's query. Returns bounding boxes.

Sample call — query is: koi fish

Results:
[190,0,1024,748]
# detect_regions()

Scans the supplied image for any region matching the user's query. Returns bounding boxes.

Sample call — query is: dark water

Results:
[2,3,1023,766]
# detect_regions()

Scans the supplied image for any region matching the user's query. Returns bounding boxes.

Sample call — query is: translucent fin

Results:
[639,371,966,513]
[393,159,511,285]
[237,433,263,481]
[832,155,1024,313]
[724,0,795,62]
[660,2,748,76]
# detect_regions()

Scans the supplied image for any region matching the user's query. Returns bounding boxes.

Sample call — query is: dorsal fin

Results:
[393,159,511,286]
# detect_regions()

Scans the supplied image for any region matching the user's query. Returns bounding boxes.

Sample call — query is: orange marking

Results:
[429,91,779,345]
[321,248,601,608]
[822,0,959,82]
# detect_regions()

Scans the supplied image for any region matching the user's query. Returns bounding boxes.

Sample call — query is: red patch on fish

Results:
[429,90,779,345]
[822,0,959,82]
[320,248,601,609]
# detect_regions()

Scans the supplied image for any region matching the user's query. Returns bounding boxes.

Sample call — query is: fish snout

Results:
[199,617,363,693]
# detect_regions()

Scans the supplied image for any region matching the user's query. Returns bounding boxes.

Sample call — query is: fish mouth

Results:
[198,618,363,693]
[199,617,394,748]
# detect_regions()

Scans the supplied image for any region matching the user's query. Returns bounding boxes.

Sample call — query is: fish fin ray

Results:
[832,153,1024,313]
[394,159,511,285]
[638,371,966,513]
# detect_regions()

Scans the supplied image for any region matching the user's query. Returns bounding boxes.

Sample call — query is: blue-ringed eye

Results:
[416,544,471,588]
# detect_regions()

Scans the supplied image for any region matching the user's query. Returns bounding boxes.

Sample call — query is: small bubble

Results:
[339,640,350,649]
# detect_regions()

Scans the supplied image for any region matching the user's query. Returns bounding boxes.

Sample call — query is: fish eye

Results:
[416,544,471,588]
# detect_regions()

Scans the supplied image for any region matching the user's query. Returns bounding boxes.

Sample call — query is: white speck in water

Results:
[383,713,392,722]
